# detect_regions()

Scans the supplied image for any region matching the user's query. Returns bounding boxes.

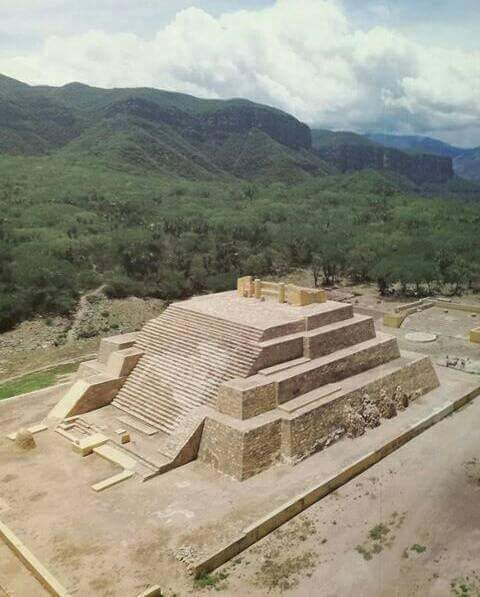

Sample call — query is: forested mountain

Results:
[366,132,480,182]
[312,130,454,184]
[0,74,464,185]
[1,74,480,334]
[0,74,328,183]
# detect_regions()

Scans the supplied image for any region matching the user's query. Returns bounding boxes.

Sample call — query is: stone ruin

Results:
[48,277,440,481]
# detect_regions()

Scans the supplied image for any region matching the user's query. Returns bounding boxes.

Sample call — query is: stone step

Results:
[278,352,433,417]
[112,403,173,434]
[142,310,261,343]
[115,388,191,420]
[117,376,214,415]
[140,321,261,360]
[118,379,206,413]
[303,314,376,359]
[135,352,250,386]
[272,333,400,404]
[139,326,259,365]
[136,343,253,376]
[116,414,159,436]
[124,368,219,400]
[165,305,262,336]
[115,303,266,435]
[114,394,186,427]
[112,396,184,425]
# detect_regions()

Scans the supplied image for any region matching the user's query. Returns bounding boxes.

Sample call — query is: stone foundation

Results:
[199,353,439,480]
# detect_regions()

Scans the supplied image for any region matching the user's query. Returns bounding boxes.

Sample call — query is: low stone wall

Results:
[470,327,480,344]
[237,275,326,306]
[97,332,138,364]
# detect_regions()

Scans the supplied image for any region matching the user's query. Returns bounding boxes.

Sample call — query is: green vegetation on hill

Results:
[311,129,377,149]
[1,74,480,333]
[1,150,479,332]
[366,133,480,181]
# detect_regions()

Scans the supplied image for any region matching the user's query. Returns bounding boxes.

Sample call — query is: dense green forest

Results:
[1,75,479,333]
[1,153,479,332]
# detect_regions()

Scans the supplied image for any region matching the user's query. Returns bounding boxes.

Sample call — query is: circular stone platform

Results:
[405,332,437,343]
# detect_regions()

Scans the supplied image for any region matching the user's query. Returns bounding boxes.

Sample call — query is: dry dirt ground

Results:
[0,295,165,381]
[0,365,478,597]
[214,398,480,596]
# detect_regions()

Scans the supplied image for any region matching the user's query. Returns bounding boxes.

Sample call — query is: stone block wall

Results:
[304,316,375,359]
[253,335,304,371]
[276,336,400,403]
[198,414,282,481]
[305,304,353,330]
[217,377,276,420]
[200,354,439,480]
[198,418,246,479]
[281,355,439,463]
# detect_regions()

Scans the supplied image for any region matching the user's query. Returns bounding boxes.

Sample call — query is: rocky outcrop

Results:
[105,97,311,152]
[199,106,311,150]
[315,143,454,184]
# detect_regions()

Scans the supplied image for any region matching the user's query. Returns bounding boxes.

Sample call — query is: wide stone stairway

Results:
[111,303,264,433]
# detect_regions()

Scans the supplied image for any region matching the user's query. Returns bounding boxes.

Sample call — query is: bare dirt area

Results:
[383,307,480,365]
[219,398,480,596]
[0,365,478,597]
[0,294,165,382]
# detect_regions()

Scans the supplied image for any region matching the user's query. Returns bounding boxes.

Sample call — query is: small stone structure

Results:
[49,278,440,481]
[237,276,326,306]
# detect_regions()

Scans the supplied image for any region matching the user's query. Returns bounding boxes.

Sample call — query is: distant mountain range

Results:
[366,133,480,181]
[0,73,478,184]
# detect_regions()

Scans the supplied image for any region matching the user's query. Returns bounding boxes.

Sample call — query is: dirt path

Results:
[66,285,106,344]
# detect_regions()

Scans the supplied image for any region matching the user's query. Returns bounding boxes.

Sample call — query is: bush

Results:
[104,274,143,299]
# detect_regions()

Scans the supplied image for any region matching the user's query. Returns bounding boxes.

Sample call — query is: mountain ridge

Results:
[0,73,472,185]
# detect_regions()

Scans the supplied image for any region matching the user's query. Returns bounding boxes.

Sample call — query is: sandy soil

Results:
[219,397,480,596]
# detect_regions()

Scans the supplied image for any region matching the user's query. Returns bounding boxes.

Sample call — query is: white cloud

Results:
[1,0,479,141]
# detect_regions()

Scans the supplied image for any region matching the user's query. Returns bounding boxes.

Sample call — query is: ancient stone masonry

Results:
[49,278,441,481]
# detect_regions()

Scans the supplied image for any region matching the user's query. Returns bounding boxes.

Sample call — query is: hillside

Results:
[366,133,464,158]
[312,129,454,184]
[0,74,479,334]
[366,132,480,182]
[0,74,466,186]
[454,148,480,182]
[0,74,326,183]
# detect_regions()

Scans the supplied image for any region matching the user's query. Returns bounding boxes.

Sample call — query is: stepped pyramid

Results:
[52,278,440,481]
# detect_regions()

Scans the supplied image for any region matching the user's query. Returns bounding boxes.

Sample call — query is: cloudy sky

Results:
[1,0,479,146]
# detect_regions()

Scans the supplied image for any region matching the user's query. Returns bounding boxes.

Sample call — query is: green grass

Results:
[0,362,78,400]
[193,571,229,591]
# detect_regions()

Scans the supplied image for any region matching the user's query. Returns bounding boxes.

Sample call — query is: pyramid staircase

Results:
[111,304,264,433]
